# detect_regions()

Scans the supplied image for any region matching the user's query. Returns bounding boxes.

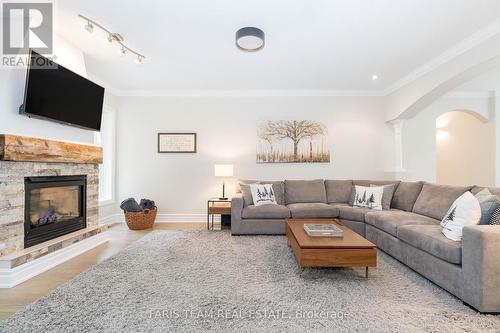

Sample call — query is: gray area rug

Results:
[1,231,499,332]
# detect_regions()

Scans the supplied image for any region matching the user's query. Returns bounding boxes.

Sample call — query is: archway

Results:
[436,110,495,186]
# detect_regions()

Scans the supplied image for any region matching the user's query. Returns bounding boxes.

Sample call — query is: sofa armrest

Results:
[462,225,500,312]
[231,195,244,235]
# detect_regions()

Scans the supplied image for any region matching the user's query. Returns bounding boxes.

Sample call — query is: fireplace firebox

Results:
[24,175,87,248]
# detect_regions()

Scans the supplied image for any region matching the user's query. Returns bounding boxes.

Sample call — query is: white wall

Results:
[436,111,495,186]
[116,96,388,218]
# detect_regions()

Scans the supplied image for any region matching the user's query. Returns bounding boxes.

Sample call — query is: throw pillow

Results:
[440,192,481,241]
[474,188,500,225]
[250,184,277,206]
[236,179,259,193]
[370,183,397,210]
[352,185,384,210]
[240,184,255,207]
[490,205,500,225]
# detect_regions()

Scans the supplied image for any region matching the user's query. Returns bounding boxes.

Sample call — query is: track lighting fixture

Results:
[78,14,146,65]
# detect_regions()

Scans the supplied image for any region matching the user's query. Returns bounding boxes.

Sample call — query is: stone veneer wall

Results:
[0,161,99,257]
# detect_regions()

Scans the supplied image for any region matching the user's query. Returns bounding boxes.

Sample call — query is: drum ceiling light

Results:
[236,27,265,52]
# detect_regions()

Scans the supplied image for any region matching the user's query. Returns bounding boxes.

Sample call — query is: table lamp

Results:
[214,164,233,200]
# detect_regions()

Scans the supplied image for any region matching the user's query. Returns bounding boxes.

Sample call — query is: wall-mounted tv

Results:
[20,50,105,131]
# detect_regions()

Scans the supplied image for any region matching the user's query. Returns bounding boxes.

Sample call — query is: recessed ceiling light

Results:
[236,27,265,52]
[372,74,379,81]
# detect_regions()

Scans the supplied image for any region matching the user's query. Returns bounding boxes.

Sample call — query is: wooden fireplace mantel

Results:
[0,134,103,164]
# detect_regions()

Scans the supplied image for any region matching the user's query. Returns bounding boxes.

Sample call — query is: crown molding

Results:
[383,18,500,96]
[112,89,385,97]
[443,91,494,99]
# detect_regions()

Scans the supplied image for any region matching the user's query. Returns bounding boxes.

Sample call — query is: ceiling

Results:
[55,0,500,94]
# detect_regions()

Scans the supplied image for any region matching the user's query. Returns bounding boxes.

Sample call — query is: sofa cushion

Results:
[365,210,439,237]
[242,204,291,219]
[353,180,401,187]
[331,203,371,222]
[412,183,472,220]
[371,183,397,210]
[325,180,353,203]
[391,181,424,212]
[471,186,500,198]
[397,225,463,264]
[263,181,285,205]
[287,203,339,219]
[285,180,327,204]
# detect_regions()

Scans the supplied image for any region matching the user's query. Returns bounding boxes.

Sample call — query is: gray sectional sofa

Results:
[231,179,500,313]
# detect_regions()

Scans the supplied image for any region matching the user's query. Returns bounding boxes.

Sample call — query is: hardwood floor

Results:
[0,223,205,320]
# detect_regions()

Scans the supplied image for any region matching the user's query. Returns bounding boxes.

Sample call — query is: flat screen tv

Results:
[20,50,105,131]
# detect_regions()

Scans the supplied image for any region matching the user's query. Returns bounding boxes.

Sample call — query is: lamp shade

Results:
[214,164,234,177]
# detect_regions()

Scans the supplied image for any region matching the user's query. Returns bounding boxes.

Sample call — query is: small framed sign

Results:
[158,133,197,153]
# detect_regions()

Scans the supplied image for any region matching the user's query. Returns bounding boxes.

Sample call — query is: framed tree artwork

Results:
[158,133,197,153]
[257,120,330,163]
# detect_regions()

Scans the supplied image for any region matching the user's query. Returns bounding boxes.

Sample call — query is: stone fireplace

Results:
[24,175,87,248]
[0,161,99,256]
[0,134,108,288]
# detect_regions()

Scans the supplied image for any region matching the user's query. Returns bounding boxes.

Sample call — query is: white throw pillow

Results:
[440,192,481,241]
[250,184,277,206]
[353,185,383,210]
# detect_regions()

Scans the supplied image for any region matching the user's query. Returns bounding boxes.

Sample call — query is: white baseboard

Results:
[100,213,218,224]
[0,232,110,288]
[99,214,118,225]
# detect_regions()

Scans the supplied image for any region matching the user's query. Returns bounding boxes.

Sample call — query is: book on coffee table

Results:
[303,223,344,237]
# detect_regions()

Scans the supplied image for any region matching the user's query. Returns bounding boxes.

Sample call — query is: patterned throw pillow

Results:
[474,189,500,225]
[440,192,481,241]
[490,205,500,225]
[249,184,277,206]
[352,185,384,210]
[370,183,397,210]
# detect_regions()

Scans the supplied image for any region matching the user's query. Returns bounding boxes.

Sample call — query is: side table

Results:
[207,198,231,230]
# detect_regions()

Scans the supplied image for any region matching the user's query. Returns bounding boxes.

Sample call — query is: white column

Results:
[494,92,500,187]
[386,119,408,180]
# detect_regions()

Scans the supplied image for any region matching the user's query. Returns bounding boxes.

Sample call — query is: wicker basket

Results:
[124,207,157,230]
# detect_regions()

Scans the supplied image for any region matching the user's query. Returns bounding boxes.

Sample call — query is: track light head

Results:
[118,46,126,56]
[84,21,94,33]
[135,56,144,65]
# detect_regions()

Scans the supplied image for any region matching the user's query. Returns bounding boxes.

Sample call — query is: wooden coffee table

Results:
[285,219,377,277]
